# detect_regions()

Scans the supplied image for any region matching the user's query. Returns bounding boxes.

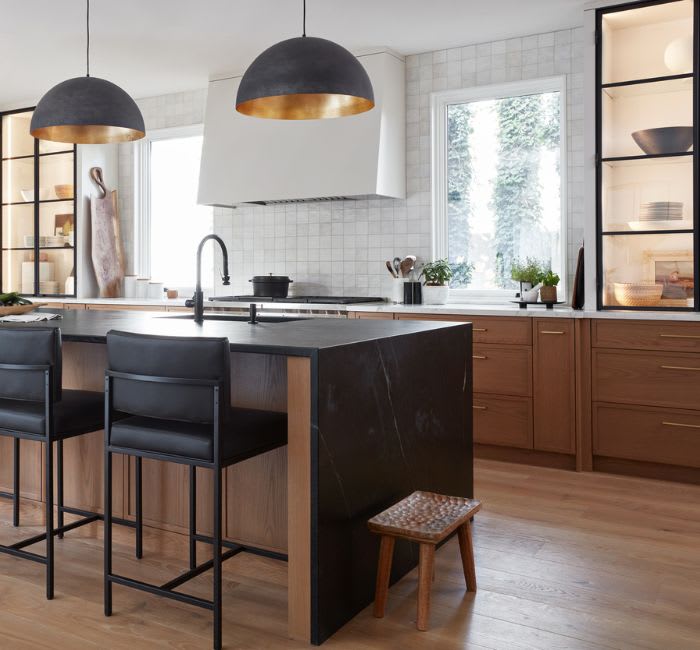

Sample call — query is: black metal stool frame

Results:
[0,361,142,600]
[103,369,286,650]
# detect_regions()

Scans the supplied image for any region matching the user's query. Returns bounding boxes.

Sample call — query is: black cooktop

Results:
[209,295,384,305]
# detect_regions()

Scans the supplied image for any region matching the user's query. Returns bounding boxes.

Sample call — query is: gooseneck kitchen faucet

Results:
[186,234,230,323]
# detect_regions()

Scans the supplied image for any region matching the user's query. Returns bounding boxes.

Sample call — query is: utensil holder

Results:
[403,281,422,305]
[391,278,405,304]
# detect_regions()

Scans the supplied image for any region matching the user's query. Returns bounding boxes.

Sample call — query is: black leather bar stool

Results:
[0,327,110,599]
[103,331,288,650]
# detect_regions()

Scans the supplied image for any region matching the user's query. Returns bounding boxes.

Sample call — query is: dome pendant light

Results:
[236,0,374,120]
[30,0,144,144]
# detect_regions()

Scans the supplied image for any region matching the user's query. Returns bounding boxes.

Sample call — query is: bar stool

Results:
[103,330,288,650]
[0,327,115,599]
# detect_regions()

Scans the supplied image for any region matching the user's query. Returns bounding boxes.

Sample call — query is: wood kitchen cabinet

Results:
[533,318,576,454]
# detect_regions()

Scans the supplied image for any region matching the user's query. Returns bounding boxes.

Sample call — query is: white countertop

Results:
[48,296,700,321]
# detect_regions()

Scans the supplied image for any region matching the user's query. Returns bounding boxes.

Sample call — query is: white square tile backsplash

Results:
[118,27,583,299]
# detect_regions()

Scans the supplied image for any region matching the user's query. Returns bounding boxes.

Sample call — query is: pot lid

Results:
[250,275,293,282]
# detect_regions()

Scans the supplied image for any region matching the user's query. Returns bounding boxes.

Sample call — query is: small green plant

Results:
[541,269,560,287]
[420,259,453,286]
[510,257,545,285]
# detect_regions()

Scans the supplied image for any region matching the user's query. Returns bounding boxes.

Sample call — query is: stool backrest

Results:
[106,330,230,423]
[0,327,62,402]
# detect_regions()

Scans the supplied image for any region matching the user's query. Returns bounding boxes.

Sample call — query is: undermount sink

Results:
[163,313,306,323]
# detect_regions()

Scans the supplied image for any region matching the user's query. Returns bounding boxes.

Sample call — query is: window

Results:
[432,77,567,300]
[136,125,213,290]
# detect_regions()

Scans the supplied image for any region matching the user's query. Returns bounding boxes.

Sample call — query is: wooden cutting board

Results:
[90,167,125,298]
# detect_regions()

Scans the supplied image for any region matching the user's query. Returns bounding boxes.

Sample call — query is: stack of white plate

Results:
[39,281,58,294]
[23,235,68,248]
[639,201,683,221]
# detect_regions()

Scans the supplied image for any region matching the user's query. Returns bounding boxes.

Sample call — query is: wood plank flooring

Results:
[0,459,699,649]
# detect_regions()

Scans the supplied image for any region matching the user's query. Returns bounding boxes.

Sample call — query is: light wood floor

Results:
[1,459,699,649]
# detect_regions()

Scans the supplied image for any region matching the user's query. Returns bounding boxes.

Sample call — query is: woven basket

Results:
[613,283,663,307]
[540,285,557,302]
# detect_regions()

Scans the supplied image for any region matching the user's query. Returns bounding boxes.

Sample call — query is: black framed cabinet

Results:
[595,0,698,312]
[1,107,78,298]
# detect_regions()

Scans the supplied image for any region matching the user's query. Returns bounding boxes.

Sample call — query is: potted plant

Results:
[511,257,545,303]
[540,269,560,303]
[420,259,453,305]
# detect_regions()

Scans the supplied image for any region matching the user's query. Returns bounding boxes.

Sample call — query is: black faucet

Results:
[186,234,230,324]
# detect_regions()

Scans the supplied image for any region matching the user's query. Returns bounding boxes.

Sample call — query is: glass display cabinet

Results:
[596,0,698,310]
[1,108,77,298]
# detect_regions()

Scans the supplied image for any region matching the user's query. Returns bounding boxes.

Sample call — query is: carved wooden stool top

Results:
[368,491,481,543]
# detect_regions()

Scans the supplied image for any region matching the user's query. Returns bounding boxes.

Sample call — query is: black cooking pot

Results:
[249,274,293,298]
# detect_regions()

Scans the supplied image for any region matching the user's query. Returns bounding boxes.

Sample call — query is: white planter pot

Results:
[422,285,449,305]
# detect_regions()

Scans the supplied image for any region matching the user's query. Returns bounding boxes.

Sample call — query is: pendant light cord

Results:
[302,0,306,37]
[86,0,90,76]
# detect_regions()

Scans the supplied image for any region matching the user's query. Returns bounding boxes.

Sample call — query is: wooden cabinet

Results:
[593,320,700,353]
[591,319,700,480]
[472,344,532,397]
[349,311,394,319]
[593,403,700,469]
[533,319,576,454]
[473,394,532,448]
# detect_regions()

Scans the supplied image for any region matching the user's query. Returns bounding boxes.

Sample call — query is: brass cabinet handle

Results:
[659,333,700,340]
[473,328,488,332]
[541,330,564,335]
[473,405,487,410]
[472,355,487,360]
[660,365,700,371]
[662,421,700,430]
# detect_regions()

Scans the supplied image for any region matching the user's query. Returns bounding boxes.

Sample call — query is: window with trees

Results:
[432,77,567,299]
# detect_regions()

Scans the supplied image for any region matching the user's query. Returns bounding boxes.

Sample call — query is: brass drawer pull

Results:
[662,421,700,430]
[473,405,487,410]
[472,355,487,360]
[541,330,564,335]
[660,365,700,371]
[473,328,488,332]
[659,334,700,340]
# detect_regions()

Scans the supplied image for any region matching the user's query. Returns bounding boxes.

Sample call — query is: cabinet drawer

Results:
[396,314,531,345]
[473,344,532,397]
[593,320,700,353]
[473,394,532,449]
[592,349,700,410]
[593,403,700,468]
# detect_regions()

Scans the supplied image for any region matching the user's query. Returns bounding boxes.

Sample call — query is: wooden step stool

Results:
[368,490,481,631]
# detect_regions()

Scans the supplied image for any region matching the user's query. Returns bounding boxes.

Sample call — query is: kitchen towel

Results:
[0,313,62,322]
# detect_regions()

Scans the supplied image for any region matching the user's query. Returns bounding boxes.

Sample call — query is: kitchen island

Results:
[0,309,473,644]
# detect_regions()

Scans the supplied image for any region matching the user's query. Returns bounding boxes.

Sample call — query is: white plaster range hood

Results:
[198,49,405,206]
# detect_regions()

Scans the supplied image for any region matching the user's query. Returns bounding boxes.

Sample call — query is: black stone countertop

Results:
[3,309,470,357]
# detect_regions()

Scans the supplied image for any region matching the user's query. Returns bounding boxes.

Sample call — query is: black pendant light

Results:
[30,0,144,144]
[236,0,374,120]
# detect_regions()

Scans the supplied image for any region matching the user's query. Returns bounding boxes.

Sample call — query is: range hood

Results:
[198,49,405,206]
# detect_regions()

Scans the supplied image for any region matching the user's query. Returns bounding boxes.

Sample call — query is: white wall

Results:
[118,26,584,298]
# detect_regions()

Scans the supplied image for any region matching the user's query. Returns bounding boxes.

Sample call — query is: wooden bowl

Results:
[613,282,663,307]
[0,302,46,316]
[54,184,74,200]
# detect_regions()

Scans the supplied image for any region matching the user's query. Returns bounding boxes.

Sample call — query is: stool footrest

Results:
[9,513,100,550]
[108,573,214,611]
[161,547,242,591]
[0,544,46,564]
[192,532,288,562]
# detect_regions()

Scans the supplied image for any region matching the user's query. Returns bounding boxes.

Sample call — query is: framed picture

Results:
[54,213,74,236]
[643,250,694,300]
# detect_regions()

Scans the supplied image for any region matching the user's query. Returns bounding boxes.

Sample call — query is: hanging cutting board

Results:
[90,167,125,297]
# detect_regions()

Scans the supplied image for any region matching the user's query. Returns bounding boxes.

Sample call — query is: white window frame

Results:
[431,76,568,303]
[134,123,205,285]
